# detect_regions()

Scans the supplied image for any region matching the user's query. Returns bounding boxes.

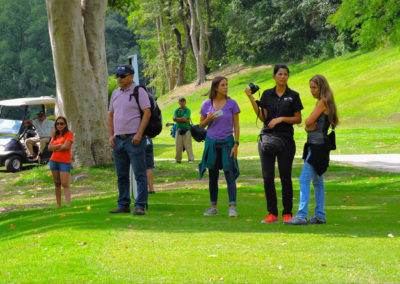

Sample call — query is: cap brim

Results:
[116,70,129,75]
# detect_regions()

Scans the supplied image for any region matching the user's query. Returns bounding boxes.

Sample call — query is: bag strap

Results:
[130,86,142,113]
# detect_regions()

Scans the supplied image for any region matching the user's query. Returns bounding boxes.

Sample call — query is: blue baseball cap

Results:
[115,64,135,75]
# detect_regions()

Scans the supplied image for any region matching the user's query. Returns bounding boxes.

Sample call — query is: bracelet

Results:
[234,140,239,145]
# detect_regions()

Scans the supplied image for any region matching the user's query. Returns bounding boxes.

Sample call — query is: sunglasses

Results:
[115,73,130,79]
[56,122,65,126]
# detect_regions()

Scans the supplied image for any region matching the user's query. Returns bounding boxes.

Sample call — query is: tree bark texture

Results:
[46,0,111,168]
[187,0,206,85]
[155,15,174,91]
[166,0,187,87]
[204,0,212,72]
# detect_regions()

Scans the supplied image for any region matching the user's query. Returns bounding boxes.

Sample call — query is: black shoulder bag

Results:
[257,100,285,155]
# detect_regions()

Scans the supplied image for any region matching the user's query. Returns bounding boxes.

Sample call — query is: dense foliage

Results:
[127,0,343,92]
[0,0,398,100]
[328,0,400,50]
[223,0,341,61]
[0,0,55,100]
[0,1,143,100]
[105,10,144,79]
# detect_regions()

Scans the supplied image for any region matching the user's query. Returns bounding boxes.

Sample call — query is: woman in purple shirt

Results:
[199,76,240,218]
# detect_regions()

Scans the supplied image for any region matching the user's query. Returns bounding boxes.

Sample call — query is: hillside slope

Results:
[159,47,400,127]
[155,47,400,158]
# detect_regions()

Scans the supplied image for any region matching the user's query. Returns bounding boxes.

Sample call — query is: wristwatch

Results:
[234,140,239,145]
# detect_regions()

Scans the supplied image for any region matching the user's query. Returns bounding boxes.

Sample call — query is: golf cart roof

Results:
[0,96,56,106]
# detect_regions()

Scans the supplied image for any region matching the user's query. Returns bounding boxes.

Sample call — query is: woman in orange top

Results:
[48,116,74,208]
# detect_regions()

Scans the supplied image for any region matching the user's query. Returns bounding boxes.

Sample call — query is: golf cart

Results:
[0,96,55,172]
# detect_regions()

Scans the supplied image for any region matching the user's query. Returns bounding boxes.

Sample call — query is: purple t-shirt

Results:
[109,83,151,136]
[200,98,240,139]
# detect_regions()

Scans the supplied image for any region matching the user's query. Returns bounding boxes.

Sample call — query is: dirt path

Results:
[330,154,400,173]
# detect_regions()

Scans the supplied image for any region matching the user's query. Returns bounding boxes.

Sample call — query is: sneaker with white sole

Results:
[284,216,308,225]
[203,207,218,216]
[228,207,238,217]
[308,215,326,224]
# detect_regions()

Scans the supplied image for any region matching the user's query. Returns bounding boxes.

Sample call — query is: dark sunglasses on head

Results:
[56,122,65,126]
[115,73,130,79]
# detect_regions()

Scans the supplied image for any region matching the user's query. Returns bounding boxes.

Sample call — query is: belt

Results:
[116,133,135,139]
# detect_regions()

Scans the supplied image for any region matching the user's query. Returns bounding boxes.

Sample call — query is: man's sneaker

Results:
[261,214,279,223]
[228,207,238,217]
[284,216,308,225]
[283,214,292,223]
[308,215,326,224]
[203,207,218,216]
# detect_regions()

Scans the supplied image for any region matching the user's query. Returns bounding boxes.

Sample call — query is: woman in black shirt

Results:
[245,64,303,223]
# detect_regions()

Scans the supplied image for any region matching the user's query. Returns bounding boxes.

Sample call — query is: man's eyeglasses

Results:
[115,73,130,79]
[56,122,65,126]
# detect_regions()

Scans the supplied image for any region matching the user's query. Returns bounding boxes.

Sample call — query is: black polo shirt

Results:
[259,86,303,138]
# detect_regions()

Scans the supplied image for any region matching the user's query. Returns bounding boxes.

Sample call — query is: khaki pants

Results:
[175,130,194,162]
[26,137,50,156]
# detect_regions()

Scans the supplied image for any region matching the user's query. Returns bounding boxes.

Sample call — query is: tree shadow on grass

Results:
[1,179,399,241]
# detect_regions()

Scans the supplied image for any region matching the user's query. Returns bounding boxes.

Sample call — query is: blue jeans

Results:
[113,135,148,209]
[297,149,326,219]
[49,160,71,172]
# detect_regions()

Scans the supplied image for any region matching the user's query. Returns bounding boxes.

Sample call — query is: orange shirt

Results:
[50,131,74,163]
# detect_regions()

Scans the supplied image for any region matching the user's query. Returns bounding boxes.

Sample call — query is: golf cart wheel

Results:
[5,155,22,172]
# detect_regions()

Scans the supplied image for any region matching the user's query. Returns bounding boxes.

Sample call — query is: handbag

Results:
[259,132,285,154]
[177,127,188,135]
[190,124,207,142]
[328,126,336,150]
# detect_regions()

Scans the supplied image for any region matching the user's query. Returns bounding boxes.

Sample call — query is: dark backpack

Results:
[130,86,162,138]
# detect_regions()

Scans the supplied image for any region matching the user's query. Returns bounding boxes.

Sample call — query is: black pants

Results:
[208,143,237,206]
[258,138,296,216]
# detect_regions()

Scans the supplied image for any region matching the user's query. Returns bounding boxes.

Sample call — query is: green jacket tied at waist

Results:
[198,135,240,180]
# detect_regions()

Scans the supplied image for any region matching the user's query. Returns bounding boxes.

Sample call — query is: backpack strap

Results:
[130,86,143,114]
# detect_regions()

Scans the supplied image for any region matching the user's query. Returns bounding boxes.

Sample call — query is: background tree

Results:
[0,0,55,100]
[223,0,341,62]
[128,0,195,93]
[46,0,111,167]
[105,10,142,77]
[187,0,206,85]
[328,0,400,50]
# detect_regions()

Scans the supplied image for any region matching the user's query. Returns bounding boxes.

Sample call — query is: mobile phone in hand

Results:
[213,110,223,117]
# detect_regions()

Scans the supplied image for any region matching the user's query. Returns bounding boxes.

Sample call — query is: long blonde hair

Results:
[310,74,339,127]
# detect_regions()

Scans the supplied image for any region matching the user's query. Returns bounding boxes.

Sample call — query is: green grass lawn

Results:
[1,47,399,283]
[1,160,399,283]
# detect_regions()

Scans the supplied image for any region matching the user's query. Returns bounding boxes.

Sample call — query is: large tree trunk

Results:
[166,0,187,87]
[155,16,174,91]
[204,0,212,74]
[187,0,206,85]
[46,0,111,168]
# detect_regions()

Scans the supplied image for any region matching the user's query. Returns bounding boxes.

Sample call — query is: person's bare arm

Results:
[268,111,302,129]
[108,111,115,148]
[245,88,267,122]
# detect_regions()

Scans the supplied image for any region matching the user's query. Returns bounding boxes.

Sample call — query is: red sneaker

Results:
[261,214,279,223]
[283,214,292,223]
